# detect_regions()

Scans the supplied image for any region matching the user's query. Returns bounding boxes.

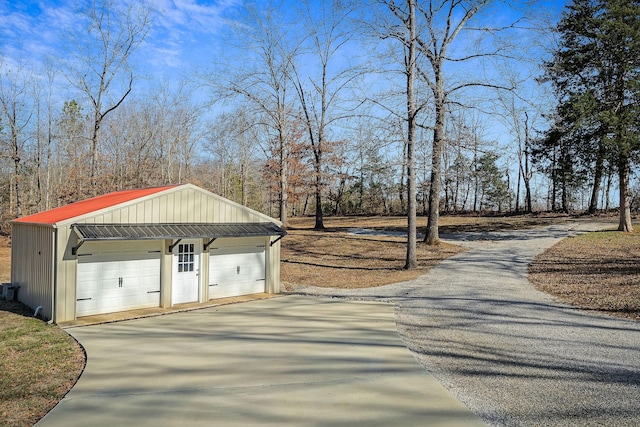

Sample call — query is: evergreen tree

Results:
[474,153,511,212]
[544,0,640,230]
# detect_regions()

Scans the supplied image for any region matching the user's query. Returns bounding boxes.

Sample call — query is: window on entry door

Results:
[178,243,195,272]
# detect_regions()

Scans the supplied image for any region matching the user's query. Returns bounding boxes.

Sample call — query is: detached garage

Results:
[11,184,286,324]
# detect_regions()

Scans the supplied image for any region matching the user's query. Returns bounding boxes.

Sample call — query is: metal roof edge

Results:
[10,221,56,228]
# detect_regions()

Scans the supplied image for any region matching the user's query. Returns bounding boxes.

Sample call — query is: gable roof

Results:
[13,185,179,225]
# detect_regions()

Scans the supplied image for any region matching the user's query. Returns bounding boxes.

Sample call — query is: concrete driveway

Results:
[36,296,485,427]
[290,222,640,426]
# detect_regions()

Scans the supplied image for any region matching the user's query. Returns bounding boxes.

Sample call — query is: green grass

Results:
[0,301,84,427]
[575,226,639,241]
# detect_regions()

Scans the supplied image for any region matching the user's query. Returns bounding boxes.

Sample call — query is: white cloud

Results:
[145,0,242,70]
[154,0,242,37]
[0,0,240,83]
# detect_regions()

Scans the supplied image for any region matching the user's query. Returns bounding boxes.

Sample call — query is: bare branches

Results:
[64,0,152,193]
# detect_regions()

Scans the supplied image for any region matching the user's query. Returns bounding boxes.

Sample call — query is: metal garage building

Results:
[11,184,286,323]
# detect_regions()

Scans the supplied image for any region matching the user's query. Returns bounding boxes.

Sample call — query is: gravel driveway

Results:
[289,222,640,426]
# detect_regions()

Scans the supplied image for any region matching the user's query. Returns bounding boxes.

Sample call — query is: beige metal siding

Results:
[56,226,76,322]
[11,223,55,320]
[266,239,281,294]
[81,186,270,225]
[160,240,173,308]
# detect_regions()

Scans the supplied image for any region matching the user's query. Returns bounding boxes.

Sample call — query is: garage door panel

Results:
[77,252,161,317]
[209,245,266,299]
[79,260,120,281]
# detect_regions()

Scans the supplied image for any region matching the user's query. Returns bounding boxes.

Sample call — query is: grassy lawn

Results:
[0,213,636,426]
[529,226,640,321]
[0,300,84,427]
[282,217,463,289]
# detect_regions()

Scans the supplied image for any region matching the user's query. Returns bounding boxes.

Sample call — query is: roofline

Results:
[11,221,56,229]
[14,183,282,228]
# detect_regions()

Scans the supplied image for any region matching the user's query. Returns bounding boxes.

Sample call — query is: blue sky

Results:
[0,0,571,153]
[1,0,570,82]
[0,0,243,83]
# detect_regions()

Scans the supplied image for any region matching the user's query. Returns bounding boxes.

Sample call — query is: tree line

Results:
[0,0,638,250]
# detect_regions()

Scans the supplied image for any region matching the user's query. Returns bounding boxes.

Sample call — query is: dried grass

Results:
[282,228,463,289]
[529,227,640,321]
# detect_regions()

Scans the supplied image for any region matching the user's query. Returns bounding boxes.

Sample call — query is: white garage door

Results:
[209,244,266,299]
[76,251,161,317]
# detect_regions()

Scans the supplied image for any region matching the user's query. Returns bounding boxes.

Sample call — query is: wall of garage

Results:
[11,223,55,320]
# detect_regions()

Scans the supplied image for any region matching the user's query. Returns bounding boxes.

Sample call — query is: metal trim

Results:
[71,222,287,241]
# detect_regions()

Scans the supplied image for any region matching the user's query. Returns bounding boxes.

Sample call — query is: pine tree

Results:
[545,0,640,230]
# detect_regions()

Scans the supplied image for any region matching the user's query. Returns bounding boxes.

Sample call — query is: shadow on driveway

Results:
[36,296,485,427]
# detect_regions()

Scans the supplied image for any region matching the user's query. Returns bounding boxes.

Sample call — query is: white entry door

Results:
[76,251,161,317]
[209,244,266,299]
[172,240,200,304]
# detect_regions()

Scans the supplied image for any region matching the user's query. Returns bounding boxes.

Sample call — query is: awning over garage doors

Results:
[71,223,287,254]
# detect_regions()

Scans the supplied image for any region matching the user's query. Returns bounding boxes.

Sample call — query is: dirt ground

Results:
[529,227,640,321]
[281,214,567,290]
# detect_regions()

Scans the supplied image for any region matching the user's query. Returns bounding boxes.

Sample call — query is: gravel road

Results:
[288,222,640,426]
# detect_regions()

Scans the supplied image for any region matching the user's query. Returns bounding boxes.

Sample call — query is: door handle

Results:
[118,277,123,287]
[237,266,240,274]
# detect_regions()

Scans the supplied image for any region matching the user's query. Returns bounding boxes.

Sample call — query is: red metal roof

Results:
[13,185,180,225]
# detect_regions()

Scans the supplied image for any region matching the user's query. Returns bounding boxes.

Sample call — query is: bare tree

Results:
[384,0,521,244]
[146,80,200,185]
[0,58,34,218]
[371,0,422,267]
[204,109,262,206]
[55,100,88,204]
[64,0,151,194]
[404,0,418,267]
[289,0,361,230]
[209,3,299,226]
[37,61,58,211]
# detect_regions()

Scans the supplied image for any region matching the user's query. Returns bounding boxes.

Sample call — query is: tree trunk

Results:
[551,146,558,211]
[405,0,417,269]
[12,147,22,218]
[425,86,444,245]
[523,114,532,213]
[515,163,521,212]
[314,153,324,230]
[473,137,479,212]
[279,128,289,227]
[588,139,606,214]
[618,153,633,232]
